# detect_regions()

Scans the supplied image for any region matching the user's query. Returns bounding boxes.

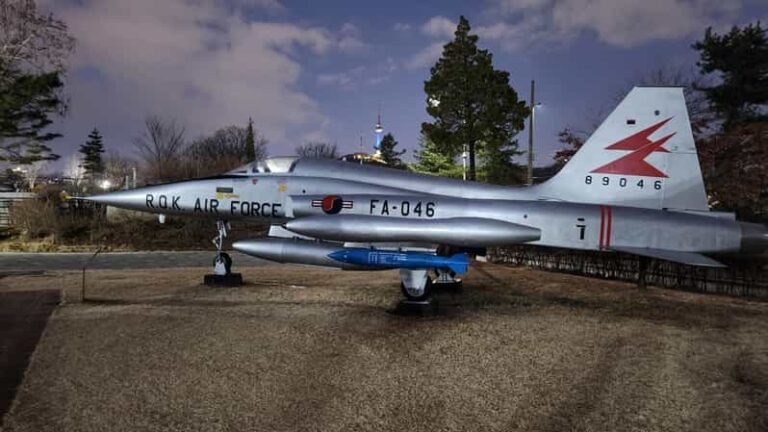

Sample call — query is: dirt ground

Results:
[1,263,767,432]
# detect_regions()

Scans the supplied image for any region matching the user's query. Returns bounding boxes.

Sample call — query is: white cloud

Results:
[420,16,456,38]
[491,0,551,13]
[551,0,741,47]
[317,67,363,89]
[317,58,397,89]
[481,0,743,49]
[404,16,458,70]
[393,22,412,32]
[337,22,367,52]
[476,16,551,50]
[405,42,445,70]
[39,0,360,155]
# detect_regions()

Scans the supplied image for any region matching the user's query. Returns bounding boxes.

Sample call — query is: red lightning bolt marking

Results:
[591,117,675,178]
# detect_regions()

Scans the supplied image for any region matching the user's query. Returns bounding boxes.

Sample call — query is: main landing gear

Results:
[394,267,463,316]
[400,269,433,301]
[399,268,463,302]
[204,220,242,286]
[393,269,438,316]
[433,268,463,291]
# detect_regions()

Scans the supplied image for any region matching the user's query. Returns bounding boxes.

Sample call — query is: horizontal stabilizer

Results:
[611,246,726,268]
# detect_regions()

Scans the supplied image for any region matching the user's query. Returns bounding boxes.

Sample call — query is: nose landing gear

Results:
[204,220,243,286]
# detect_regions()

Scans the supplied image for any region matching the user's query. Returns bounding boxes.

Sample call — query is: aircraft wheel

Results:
[401,277,432,301]
[213,252,233,274]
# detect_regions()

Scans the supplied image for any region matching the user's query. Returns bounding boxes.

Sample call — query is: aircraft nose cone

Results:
[81,189,149,209]
[231,240,247,252]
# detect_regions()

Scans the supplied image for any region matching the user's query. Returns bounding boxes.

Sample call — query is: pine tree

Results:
[378,133,406,168]
[79,128,105,179]
[0,71,66,163]
[693,22,768,129]
[245,117,256,161]
[411,137,464,178]
[0,0,74,164]
[421,16,529,181]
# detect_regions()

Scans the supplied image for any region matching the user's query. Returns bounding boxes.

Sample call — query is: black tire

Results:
[213,252,233,274]
[400,277,433,301]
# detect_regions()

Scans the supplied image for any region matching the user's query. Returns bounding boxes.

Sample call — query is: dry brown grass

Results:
[1,263,767,432]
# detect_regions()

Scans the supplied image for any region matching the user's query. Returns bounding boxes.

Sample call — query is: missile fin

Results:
[446,253,469,274]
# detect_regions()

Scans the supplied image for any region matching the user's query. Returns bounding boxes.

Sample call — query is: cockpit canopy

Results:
[226,156,299,175]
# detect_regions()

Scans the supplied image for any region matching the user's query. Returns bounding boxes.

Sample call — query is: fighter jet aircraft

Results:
[84,87,768,300]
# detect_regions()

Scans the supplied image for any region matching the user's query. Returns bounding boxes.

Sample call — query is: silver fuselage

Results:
[89,158,764,256]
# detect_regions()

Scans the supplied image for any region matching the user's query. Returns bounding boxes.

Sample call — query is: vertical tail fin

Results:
[540,87,708,211]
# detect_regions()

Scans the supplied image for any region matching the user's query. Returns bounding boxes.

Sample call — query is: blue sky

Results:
[40,0,768,170]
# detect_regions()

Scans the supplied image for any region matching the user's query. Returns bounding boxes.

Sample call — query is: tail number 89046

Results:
[585,175,661,190]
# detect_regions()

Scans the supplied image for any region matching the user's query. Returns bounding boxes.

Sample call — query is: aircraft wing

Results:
[610,246,726,268]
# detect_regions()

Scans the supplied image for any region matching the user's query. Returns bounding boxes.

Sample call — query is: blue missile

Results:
[327,249,469,274]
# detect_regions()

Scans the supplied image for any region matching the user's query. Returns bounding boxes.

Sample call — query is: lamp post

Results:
[461,145,468,181]
[527,80,542,186]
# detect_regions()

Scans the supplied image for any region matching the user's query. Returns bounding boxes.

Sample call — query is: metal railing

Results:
[0,192,35,228]
[489,245,768,298]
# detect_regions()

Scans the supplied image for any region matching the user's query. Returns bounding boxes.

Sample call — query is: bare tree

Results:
[553,66,715,167]
[634,66,714,137]
[103,151,134,189]
[133,116,186,182]
[185,125,268,176]
[698,122,768,219]
[0,0,75,76]
[23,158,46,189]
[296,142,338,159]
[63,153,84,192]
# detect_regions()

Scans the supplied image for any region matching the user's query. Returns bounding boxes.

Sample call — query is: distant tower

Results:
[374,104,384,151]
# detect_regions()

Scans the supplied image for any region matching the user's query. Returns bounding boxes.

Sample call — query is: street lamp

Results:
[527,79,543,186]
[461,145,468,181]
[99,179,112,190]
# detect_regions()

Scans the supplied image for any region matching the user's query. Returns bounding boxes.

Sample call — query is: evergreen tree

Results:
[0,71,65,163]
[79,128,105,179]
[0,0,74,164]
[479,143,523,185]
[378,133,406,168]
[410,137,464,178]
[421,16,529,181]
[245,117,256,161]
[693,22,768,128]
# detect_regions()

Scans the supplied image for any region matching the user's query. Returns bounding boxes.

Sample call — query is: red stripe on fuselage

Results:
[599,205,605,250]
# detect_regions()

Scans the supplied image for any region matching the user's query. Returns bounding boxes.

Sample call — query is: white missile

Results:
[283,215,540,247]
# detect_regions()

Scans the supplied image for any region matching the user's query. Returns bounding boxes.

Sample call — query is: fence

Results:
[489,245,768,299]
[0,193,36,229]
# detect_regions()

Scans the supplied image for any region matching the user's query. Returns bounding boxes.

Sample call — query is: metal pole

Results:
[462,144,467,181]
[527,80,535,186]
[81,246,104,302]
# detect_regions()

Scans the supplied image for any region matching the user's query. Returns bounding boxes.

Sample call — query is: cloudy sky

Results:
[40,0,768,167]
